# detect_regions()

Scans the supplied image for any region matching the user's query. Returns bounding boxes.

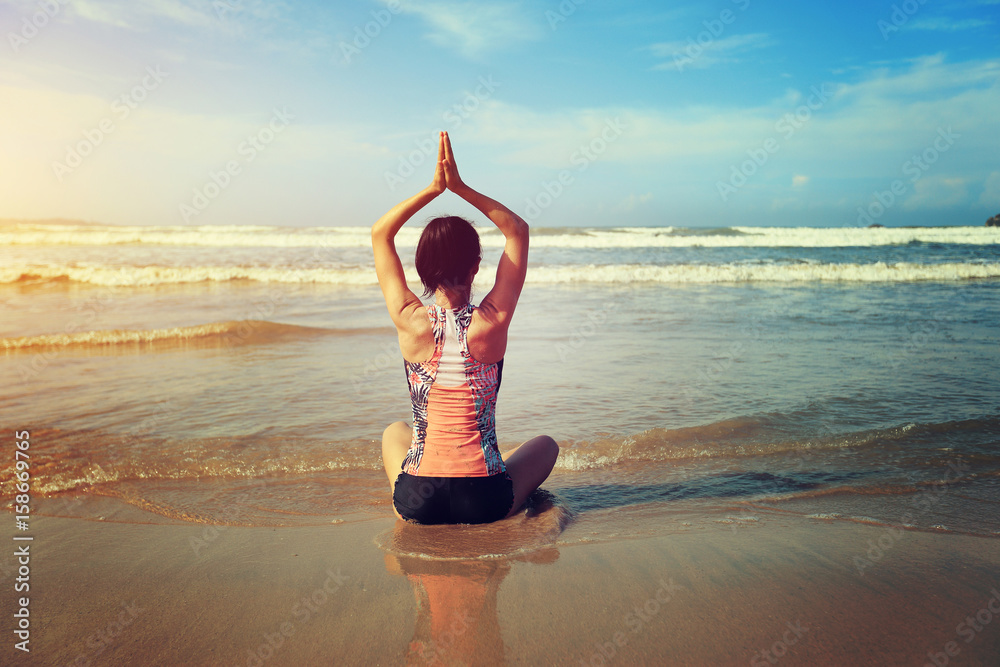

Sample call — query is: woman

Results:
[372,131,559,524]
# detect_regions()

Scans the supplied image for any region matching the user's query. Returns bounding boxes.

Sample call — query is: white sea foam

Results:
[1,320,329,350]
[0,264,386,286]
[525,261,1000,284]
[4,261,998,286]
[3,224,997,248]
[0,224,382,249]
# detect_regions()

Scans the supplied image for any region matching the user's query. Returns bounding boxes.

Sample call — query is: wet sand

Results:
[4,507,999,665]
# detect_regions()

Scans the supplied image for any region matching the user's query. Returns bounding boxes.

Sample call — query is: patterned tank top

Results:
[400,303,505,477]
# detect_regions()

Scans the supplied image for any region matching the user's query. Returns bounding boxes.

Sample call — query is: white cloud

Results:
[462,56,997,170]
[138,0,217,27]
[68,1,134,29]
[849,53,999,97]
[909,17,993,31]
[648,33,772,71]
[440,54,999,221]
[903,176,969,210]
[618,193,653,212]
[67,0,212,29]
[60,0,287,35]
[979,172,1000,208]
[0,80,386,225]
[389,1,543,59]
[4,30,998,227]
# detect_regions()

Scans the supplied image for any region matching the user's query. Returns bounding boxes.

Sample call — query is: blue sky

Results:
[1,0,998,227]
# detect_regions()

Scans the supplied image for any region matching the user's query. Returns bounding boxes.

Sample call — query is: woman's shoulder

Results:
[395,303,436,362]
[465,303,507,364]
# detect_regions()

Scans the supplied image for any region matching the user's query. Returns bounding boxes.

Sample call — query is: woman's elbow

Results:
[508,216,529,242]
[371,220,391,243]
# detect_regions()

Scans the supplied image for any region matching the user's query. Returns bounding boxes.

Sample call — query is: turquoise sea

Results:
[2,222,999,545]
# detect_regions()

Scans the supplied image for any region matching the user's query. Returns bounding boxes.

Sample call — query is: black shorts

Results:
[393,471,515,525]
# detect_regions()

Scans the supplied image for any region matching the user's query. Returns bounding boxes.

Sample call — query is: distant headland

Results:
[0,218,110,227]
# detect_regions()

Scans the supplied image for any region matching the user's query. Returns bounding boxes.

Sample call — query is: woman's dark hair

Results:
[415,216,482,297]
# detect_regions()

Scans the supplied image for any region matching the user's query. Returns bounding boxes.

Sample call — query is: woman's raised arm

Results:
[441,132,529,328]
[371,133,447,328]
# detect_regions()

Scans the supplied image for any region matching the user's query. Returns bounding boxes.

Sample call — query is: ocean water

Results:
[2,223,999,547]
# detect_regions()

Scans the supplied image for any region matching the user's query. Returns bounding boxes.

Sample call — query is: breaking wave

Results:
[5,261,998,286]
[3,223,997,249]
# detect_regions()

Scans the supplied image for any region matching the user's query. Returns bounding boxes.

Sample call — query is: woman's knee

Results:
[533,435,559,462]
[511,435,558,476]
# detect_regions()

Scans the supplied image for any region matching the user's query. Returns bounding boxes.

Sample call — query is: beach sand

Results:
[7,502,999,666]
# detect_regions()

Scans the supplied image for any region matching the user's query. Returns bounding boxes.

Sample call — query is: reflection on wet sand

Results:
[380,492,571,665]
